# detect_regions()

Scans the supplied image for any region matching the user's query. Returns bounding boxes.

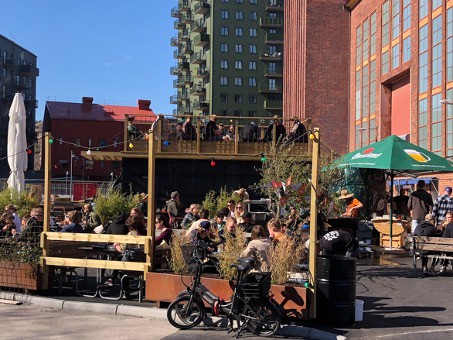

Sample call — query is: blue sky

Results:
[2,1,175,120]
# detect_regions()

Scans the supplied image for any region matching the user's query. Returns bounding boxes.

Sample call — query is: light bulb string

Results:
[0,134,45,162]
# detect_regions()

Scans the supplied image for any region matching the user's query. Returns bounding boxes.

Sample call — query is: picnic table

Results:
[372,217,410,248]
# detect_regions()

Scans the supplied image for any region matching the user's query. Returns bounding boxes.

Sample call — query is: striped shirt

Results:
[432,194,453,224]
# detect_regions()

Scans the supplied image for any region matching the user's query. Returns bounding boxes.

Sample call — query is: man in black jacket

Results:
[440,217,453,273]
[414,213,442,274]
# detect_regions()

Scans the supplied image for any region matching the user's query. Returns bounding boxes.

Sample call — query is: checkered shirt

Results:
[432,194,453,224]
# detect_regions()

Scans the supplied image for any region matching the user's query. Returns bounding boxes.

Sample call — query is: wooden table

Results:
[372,218,410,248]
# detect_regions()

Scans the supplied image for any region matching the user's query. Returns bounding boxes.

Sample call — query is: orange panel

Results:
[391,75,411,136]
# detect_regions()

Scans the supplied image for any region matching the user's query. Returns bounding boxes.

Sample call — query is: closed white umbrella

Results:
[7,92,28,193]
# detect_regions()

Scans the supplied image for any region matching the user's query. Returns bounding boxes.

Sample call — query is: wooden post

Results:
[156,117,162,153]
[234,119,239,155]
[124,115,129,152]
[41,132,52,290]
[308,128,320,319]
[146,131,156,273]
[196,118,201,154]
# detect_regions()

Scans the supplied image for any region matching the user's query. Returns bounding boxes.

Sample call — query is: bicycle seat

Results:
[230,257,255,272]
[236,257,254,267]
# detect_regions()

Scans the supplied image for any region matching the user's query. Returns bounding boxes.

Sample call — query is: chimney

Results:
[82,97,93,110]
[138,99,151,111]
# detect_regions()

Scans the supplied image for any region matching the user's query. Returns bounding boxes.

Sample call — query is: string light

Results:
[27,149,32,154]
[87,149,92,155]
[260,153,267,162]
[210,158,216,167]
[48,137,54,144]
[163,140,170,146]
[129,142,134,149]
[145,134,149,141]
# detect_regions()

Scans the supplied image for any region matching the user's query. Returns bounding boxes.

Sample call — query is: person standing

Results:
[339,189,363,218]
[205,115,218,141]
[432,187,453,227]
[408,180,434,234]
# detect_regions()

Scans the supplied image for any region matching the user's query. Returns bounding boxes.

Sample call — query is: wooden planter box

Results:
[146,272,308,319]
[0,261,42,291]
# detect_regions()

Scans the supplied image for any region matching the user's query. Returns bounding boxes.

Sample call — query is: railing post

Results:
[196,118,201,154]
[41,132,52,290]
[234,119,239,154]
[147,130,156,273]
[124,115,129,152]
[156,118,162,153]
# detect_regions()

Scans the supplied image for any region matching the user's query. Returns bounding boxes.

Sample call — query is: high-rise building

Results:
[170,0,283,118]
[0,34,39,176]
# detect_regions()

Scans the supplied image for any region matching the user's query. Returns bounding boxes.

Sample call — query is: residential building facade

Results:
[170,0,283,117]
[346,0,453,187]
[0,34,39,177]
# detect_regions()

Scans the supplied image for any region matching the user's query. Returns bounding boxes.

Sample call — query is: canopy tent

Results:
[336,135,453,247]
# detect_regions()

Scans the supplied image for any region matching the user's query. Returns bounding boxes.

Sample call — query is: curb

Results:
[1,292,346,339]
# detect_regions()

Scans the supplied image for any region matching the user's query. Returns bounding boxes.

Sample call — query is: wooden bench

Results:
[407,236,453,275]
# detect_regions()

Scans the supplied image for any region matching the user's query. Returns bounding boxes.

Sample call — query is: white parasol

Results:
[7,92,28,193]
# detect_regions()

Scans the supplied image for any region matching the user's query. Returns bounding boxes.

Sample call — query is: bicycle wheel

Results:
[243,299,281,336]
[167,296,205,330]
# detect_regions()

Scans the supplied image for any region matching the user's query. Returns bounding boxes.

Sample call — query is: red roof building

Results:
[42,97,156,180]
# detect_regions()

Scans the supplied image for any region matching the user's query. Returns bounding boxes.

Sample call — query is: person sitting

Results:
[234,202,247,224]
[240,225,272,272]
[16,207,44,244]
[5,204,22,234]
[223,125,235,142]
[61,211,85,233]
[213,212,226,233]
[440,214,453,274]
[127,116,141,139]
[226,200,236,218]
[217,123,226,140]
[339,189,363,218]
[218,217,237,245]
[285,206,303,233]
[267,218,286,244]
[82,203,101,232]
[105,212,128,235]
[181,204,200,229]
[129,207,146,228]
[155,213,173,246]
[0,211,16,237]
[414,213,442,274]
[238,212,255,233]
[187,208,210,233]
[319,229,358,257]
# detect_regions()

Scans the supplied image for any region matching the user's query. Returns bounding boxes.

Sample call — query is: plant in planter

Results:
[168,232,188,274]
[93,186,140,225]
[269,236,306,285]
[202,187,239,215]
[217,228,245,280]
[0,188,40,218]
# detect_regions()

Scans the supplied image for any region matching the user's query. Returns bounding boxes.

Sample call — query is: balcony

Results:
[170,36,179,46]
[170,95,178,104]
[3,58,14,67]
[259,85,282,94]
[182,13,193,24]
[266,0,284,12]
[264,67,283,77]
[182,43,193,55]
[191,84,207,96]
[259,52,283,61]
[193,100,209,111]
[179,61,190,70]
[264,100,283,110]
[192,18,207,33]
[173,49,184,59]
[178,92,189,102]
[171,7,182,18]
[190,52,206,64]
[194,33,209,46]
[179,31,190,42]
[174,75,193,88]
[193,67,209,78]
[259,17,283,27]
[265,32,283,44]
[170,66,180,75]
[19,64,39,76]
[14,78,31,90]
[194,1,210,15]
[179,0,190,12]
[174,19,185,30]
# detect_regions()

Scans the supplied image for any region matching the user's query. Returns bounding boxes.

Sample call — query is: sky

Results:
[2,0,175,120]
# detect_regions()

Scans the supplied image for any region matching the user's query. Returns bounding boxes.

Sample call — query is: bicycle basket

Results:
[238,272,271,298]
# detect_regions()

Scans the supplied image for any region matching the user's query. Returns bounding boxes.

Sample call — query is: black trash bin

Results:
[316,255,356,326]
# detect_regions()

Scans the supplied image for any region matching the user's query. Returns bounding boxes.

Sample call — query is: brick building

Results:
[345,0,453,189]
[283,0,351,155]
[42,97,156,180]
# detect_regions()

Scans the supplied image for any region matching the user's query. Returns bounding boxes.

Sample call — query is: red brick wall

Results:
[284,0,350,155]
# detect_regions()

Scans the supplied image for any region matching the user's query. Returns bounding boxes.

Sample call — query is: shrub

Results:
[0,188,40,218]
[93,187,140,225]
[202,187,239,216]
[169,232,188,274]
[269,236,305,285]
[217,228,245,280]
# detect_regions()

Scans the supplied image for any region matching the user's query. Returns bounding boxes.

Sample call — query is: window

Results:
[249,45,257,53]
[268,79,276,90]
[221,43,229,52]
[250,0,257,3]
[362,19,369,61]
[235,27,243,36]
[433,0,442,10]
[392,0,400,39]
[403,0,411,32]
[221,10,229,19]
[235,44,243,53]
[235,77,243,86]
[74,138,81,146]
[362,66,369,117]
[222,0,229,2]
[448,8,453,82]
[234,94,243,103]
[370,12,377,55]
[220,77,228,85]
[250,28,257,37]
[403,36,411,63]
[432,15,443,88]
[249,61,256,70]
[392,43,400,69]
[355,69,361,120]
[221,60,228,69]
[249,94,257,103]
[431,94,442,154]
[235,60,242,69]
[14,75,20,85]
[236,0,243,3]
[269,45,277,54]
[381,51,389,75]
[418,98,428,149]
[221,27,229,36]
[370,60,376,114]
[447,88,453,156]
[236,11,243,20]
[250,11,257,20]
[248,111,256,117]
[220,93,228,103]
[419,0,428,20]
[356,25,362,66]
[249,77,257,87]
[268,62,276,73]
[382,1,390,46]
[233,110,242,117]
[419,24,428,93]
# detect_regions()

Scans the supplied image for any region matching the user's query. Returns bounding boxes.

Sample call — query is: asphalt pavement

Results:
[2,253,453,339]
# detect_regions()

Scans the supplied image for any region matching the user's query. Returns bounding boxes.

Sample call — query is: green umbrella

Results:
[337,135,453,248]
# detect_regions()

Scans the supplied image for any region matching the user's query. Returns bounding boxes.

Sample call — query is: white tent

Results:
[7,93,28,193]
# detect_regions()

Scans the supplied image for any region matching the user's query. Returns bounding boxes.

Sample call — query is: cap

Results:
[200,220,211,230]
[446,187,452,193]
[241,212,252,219]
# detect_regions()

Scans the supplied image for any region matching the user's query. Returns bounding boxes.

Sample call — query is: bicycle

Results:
[166,241,282,337]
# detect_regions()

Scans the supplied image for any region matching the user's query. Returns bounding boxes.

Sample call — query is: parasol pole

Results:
[389,171,395,249]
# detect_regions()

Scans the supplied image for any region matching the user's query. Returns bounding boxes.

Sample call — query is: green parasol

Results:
[337,135,453,247]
